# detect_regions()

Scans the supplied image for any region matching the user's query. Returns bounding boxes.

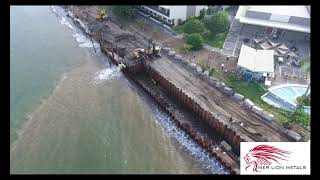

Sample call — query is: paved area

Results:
[221,19,242,57]
[136,11,178,37]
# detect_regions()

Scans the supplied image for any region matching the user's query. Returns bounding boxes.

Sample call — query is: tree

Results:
[289,107,310,128]
[203,11,230,35]
[186,33,203,50]
[199,8,207,19]
[183,19,205,34]
[111,6,135,19]
[177,18,184,26]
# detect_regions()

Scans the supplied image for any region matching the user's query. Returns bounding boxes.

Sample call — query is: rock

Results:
[261,111,274,122]
[233,93,244,101]
[174,54,182,60]
[251,105,263,115]
[189,63,197,69]
[244,99,254,109]
[196,66,203,73]
[223,87,234,96]
[168,51,176,56]
[182,58,189,64]
[204,70,209,76]
[286,130,302,142]
[163,47,171,52]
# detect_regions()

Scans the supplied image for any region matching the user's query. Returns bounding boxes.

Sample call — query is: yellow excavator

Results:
[96,8,107,22]
[146,40,161,58]
[132,48,146,59]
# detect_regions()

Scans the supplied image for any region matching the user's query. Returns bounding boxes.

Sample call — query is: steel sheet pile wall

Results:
[150,67,243,155]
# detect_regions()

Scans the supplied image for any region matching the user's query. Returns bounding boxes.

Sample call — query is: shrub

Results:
[186,33,203,50]
[203,11,230,35]
[183,19,205,34]
[177,18,184,26]
[111,6,135,19]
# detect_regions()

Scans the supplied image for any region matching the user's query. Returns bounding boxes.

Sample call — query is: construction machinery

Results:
[146,39,161,59]
[96,8,107,22]
[132,48,146,59]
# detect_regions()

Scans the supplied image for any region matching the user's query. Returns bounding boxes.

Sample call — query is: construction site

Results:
[64,6,294,174]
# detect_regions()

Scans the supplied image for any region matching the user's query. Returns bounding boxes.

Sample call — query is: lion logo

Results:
[244,144,291,172]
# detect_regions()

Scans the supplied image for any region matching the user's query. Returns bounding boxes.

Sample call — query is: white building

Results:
[235,6,310,38]
[137,6,208,26]
[237,44,274,81]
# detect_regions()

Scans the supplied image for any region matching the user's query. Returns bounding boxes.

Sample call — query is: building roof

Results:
[237,45,274,73]
[248,6,310,18]
[235,6,310,33]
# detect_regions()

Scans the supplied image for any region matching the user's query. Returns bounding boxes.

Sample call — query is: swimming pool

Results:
[261,84,310,113]
[268,84,309,106]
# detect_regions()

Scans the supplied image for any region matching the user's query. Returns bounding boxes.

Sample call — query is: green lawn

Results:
[209,71,292,125]
[203,32,227,48]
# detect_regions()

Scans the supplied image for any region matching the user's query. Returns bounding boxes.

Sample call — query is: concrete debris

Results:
[182,58,189,64]
[204,70,209,76]
[223,87,234,96]
[251,105,263,115]
[174,54,183,60]
[163,47,171,52]
[189,63,197,69]
[243,99,254,109]
[196,66,203,73]
[233,93,244,101]
[261,111,274,122]
[168,51,176,56]
[286,130,302,142]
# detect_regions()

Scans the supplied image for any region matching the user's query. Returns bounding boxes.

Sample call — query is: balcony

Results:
[146,6,170,17]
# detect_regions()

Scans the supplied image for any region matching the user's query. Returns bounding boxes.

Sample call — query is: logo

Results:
[244,144,291,172]
[240,142,310,175]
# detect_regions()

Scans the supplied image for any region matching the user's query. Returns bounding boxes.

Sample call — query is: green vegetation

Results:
[203,11,230,35]
[110,6,135,19]
[177,43,192,54]
[186,33,203,50]
[137,19,145,31]
[173,10,230,50]
[177,18,184,26]
[202,32,227,48]
[183,19,206,34]
[296,94,310,106]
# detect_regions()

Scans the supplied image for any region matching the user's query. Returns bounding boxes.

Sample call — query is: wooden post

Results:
[89,35,96,53]
[111,43,114,60]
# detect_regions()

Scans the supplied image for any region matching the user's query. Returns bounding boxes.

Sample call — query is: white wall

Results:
[167,6,187,21]
[195,6,208,17]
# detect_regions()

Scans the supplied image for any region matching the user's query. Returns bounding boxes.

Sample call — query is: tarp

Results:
[267,40,280,47]
[278,43,290,51]
[237,44,274,73]
[259,41,273,50]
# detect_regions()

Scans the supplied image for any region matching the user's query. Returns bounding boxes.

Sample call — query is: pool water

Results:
[269,85,309,106]
[261,84,310,114]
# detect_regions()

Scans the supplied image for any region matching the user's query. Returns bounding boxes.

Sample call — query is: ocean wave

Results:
[51,6,57,13]
[151,108,229,174]
[94,67,121,83]
[60,17,74,30]
[72,33,99,49]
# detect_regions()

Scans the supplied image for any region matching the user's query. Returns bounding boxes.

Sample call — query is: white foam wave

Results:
[94,67,121,83]
[60,17,74,30]
[72,33,99,49]
[51,6,57,13]
[151,108,229,174]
